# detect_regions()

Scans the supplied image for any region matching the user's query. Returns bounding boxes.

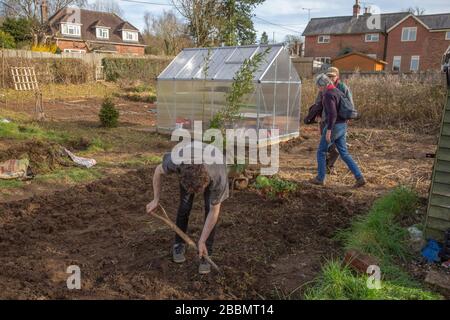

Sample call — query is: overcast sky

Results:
[96,0,450,43]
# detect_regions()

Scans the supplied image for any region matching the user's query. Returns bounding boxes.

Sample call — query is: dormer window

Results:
[96,27,109,39]
[123,30,138,42]
[61,23,81,37]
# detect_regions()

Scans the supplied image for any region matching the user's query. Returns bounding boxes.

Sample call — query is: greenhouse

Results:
[156,44,301,143]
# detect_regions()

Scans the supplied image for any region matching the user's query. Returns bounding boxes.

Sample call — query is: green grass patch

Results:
[0,121,68,142]
[304,187,442,300]
[0,179,23,189]
[304,260,441,300]
[35,167,103,184]
[121,154,162,168]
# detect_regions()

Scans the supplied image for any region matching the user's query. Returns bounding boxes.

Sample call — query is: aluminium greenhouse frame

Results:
[156,44,302,144]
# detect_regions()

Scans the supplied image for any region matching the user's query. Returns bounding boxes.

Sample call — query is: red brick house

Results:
[302,0,450,72]
[47,8,145,55]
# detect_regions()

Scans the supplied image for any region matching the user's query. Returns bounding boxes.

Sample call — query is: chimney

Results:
[40,0,48,24]
[364,7,371,15]
[353,0,361,17]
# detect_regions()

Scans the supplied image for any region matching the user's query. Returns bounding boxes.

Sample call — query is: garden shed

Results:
[156,44,301,143]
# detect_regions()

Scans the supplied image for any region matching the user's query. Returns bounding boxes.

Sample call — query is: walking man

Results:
[310,74,366,188]
[146,141,229,274]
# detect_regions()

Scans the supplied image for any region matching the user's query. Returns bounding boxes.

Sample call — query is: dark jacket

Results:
[304,80,353,125]
[323,85,346,130]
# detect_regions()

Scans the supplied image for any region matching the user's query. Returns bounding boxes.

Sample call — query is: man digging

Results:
[146,142,229,274]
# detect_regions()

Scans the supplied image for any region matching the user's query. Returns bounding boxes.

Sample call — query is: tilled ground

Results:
[0,166,372,299]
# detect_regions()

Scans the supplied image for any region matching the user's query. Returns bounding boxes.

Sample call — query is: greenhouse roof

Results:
[157,44,287,82]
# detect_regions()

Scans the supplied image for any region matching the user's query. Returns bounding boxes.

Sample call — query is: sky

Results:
[93,0,450,43]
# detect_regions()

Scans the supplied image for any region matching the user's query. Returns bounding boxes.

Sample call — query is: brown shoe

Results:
[309,177,325,186]
[354,177,366,188]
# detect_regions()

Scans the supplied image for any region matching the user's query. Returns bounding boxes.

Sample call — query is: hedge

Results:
[0,57,93,88]
[102,56,172,83]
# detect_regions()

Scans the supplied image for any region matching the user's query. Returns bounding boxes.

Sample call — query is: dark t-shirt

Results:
[162,150,229,206]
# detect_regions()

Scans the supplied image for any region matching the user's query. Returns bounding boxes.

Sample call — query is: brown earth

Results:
[0,167,371,299]
[0,94,441,299]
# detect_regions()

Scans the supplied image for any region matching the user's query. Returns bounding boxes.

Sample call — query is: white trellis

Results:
[10,67,45,120]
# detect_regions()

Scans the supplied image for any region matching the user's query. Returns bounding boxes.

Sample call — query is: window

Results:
[446,31,450,40]
[367,54,377,59]
[61,23,81,37]
[401,27,417,41]
[315,57,331,64]
[365,33,379,42]
[317,35,330,44]
[96,28,109,39]
[123,31,138,42]
[63,49,86,54]
[392,56,401,72]
[410,55,420,72]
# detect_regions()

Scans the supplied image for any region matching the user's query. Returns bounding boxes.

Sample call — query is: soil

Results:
[0,167,371,299]
[0,98,443,299]
[2,97,156,128]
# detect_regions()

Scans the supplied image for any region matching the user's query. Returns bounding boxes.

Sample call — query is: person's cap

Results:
[315,73,333,87]
[326,67,339,77]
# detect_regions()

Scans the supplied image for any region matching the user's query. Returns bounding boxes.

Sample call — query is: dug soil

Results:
[0,166,372,299]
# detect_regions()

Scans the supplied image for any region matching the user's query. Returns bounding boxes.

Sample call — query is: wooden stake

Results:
[150,205,221,273]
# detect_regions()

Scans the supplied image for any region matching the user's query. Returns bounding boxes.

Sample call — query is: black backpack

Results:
[336,89,358,120]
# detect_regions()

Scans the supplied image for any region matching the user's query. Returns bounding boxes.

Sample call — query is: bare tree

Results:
[143,10,190,56]
[88,0,123,16]
[171,0,222,47]
[405,6,426,16]
[1,0,86,19]
[0,0,86,44]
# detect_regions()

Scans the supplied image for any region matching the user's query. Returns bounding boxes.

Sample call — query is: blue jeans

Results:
[316,123,363,182]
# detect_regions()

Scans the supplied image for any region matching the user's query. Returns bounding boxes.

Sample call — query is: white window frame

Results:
[314,57,331,64]
[61,23,81,37]
[122,30,139,42]
[446,31,450,40]
[365,33,379,42]
[96,28,109,40]
[367,54,377,59]
[410,55,420,72]
[401,27,417,42]
[63,49,86,54]
[317,35,330,44]
[392,56,401,72]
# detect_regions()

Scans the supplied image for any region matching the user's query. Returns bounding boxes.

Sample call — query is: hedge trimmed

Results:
[102,57,172,82]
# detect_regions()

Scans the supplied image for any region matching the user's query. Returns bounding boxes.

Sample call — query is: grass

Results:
[304,187,443,300]
[35,167,103,184]
[304,260,441,300]
[0,179,23,189]
[2,83,118,103]
[121,154,162,168]
[0,121,69,142]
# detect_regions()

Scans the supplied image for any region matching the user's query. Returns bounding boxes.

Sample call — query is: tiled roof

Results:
[49,8,144,45]
[303,12,450,36]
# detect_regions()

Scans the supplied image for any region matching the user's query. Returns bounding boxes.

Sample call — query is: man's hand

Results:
[326,130,332,144]
[198,241,208,258]
[146,199,159,214]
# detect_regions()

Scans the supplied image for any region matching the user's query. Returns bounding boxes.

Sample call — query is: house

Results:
[302,0,450,72]
[47,7,145,55]
[332,52,387,72]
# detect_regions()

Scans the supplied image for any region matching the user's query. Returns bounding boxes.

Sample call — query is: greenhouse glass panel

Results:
[157,44,301,143]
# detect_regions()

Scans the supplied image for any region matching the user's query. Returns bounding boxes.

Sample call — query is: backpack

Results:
[336,88,358,120]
